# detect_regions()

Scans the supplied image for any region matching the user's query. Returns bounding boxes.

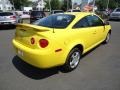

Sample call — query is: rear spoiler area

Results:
[16,24,51,32]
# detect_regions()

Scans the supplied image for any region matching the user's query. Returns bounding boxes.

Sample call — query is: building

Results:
[0,0,13,11]
[32,0,46,10]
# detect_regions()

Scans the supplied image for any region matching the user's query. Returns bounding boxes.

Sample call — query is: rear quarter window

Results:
[87,15,104,27]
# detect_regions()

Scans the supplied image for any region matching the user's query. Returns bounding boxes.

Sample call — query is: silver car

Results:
[0,12,22,26]
[109,8,120,20]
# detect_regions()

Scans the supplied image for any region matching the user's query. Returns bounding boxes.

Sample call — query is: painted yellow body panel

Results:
[12,12,111,68]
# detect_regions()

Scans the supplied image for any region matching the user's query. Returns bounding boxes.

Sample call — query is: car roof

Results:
[65,12,93,17]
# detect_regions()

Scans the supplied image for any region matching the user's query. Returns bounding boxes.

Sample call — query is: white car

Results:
[0,12,22,26]
[109,8,120,20]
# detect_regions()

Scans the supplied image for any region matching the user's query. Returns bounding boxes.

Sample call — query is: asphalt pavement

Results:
[0,21,120,90]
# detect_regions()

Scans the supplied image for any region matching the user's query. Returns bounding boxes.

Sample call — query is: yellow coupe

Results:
[12,12,111,71]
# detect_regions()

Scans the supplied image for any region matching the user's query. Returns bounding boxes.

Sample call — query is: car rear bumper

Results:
[0,20,17,25]
[12,39,65,68]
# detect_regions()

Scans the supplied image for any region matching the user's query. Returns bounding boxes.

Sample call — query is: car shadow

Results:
[0,25,16,30]
[12,44,107,76]
[12,56,59,80]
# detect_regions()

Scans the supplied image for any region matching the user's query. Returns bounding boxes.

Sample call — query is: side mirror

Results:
[104,20,109,25]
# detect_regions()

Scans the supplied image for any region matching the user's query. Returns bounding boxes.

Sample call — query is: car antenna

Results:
[92,0,96,16]
[49,0,55,33]
[52,17,55,33]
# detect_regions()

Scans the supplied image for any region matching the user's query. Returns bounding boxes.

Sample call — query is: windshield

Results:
[33,14,75,28]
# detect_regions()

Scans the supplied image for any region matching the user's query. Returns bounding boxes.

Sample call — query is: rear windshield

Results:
[0,12,13,16]
[115,8,120,12]
[30,11,44,16]
[33,14,75,28]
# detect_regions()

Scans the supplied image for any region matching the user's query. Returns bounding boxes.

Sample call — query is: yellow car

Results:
[12,12,111,71]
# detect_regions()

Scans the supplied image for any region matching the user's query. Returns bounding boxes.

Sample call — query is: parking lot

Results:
[0,21,120,90]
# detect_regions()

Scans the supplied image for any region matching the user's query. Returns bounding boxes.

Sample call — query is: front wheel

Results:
[63,48,81,72]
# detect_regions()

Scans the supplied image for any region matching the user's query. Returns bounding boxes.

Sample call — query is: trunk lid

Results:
[15,24,52,49]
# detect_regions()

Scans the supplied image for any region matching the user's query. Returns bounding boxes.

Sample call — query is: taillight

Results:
[10,16,16,19]
[31,38,35,44]
[39,39,49,48]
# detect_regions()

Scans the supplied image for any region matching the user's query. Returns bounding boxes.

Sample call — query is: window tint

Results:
[33,14,75,28]
[73,15,104,29]
[73,17,89,28]
[31,11,45,17]
[87,15,103,27]
[115,8,120,12]
[0,12,13,16]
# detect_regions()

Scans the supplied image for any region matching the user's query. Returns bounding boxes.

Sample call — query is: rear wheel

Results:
[63,48,81,72]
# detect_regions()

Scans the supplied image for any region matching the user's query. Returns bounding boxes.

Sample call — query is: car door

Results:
[72,16,97,50]
[86,15,105,44]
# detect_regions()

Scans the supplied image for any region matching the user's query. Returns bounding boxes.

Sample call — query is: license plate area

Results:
[0,22,10,25]
[18,49,23,56]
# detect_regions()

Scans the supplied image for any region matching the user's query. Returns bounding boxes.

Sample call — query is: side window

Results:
[73,17,89,28]
[87,15,104,27]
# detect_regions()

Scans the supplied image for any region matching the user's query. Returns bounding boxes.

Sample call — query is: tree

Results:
[115,0,120,7]
[44,0,61,10]
[9,0,32,10]
[96,0,120,10]
[61,0,72,11]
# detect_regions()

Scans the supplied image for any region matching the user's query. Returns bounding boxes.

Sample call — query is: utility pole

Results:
[49,0,51,12]
[106,0,109,10]
[41,0,43,10]
[67,0,69,10]
[72,0,74,11]
[92,0,96,13]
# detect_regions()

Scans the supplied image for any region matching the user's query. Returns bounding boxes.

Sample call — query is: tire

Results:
[103,32,111,44]
[63,48,81,72]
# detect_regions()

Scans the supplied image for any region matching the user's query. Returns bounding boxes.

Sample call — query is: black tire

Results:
[63,48,81,72]
[103,32,111,44]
